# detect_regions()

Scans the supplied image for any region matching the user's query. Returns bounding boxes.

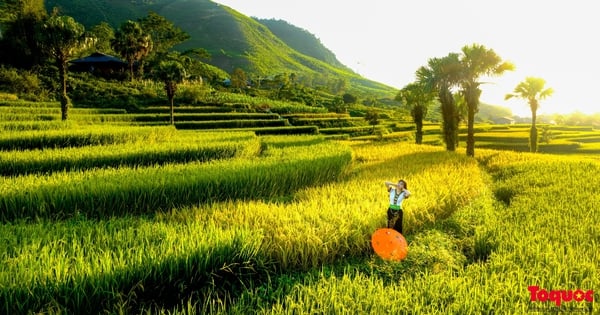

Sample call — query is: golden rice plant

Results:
[0,125,178,150]
[174,142,486,271]
[0,131,259,176]
[0,141,351,222]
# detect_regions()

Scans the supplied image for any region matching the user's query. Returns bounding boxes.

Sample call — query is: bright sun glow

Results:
[213,0,600,117]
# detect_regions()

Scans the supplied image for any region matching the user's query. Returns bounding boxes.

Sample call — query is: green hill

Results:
[45,0,397,98]
[257,18,350,71]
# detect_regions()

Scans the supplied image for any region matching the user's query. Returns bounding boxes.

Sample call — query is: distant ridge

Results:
[46,0,396,96]
[256,18,350,71]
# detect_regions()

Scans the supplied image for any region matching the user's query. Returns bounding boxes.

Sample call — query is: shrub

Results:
[0,66,51,101]
[0,92,18,101]
[176,84,213,104]
[68,76,163,110]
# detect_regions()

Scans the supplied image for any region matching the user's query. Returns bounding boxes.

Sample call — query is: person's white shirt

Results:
[389,187,410,206]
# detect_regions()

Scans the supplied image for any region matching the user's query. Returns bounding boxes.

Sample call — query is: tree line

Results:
[1,1,555,152]
[0,1,224,123]
[0,1,364,123]
[396,44,553,155]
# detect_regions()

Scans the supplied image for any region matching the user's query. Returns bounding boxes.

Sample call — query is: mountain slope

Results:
[45,0,396,97]
[257,18,350,71]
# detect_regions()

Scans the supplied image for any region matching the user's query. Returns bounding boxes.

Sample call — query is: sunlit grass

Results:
[0,125,178,150]
[0,131,259,176]
[1,127,598,314]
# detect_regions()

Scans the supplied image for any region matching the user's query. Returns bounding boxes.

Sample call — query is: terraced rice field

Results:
[1,101,598,314]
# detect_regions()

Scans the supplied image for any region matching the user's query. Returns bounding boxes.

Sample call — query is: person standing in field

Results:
[385,179,410,234]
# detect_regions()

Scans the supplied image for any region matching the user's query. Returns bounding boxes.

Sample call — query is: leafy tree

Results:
[112,20,152,81]
[0,0,47,69]
[365,109,380,133]
[505,77,553,152]
[417,53,462,151]
[362,97,378,107]
[274,72,290,89]
[458,44,514,156]
[329,77,346,94]
[152,58,187,125]
[396,82,436,144]
[274,72,303,100]
[89,22,115,54]
[331,96,348,113]
[0,1,10,23]
[230,67,248,92]
[289,72,297,86]
[342,93,357,104]
[138,12,189,56]
[177,48,211,81]
[552,114,565,125]
[326,96,347,129]
[40,12,90,120]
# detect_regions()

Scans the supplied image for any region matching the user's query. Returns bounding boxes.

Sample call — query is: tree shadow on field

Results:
[0,151,351,223]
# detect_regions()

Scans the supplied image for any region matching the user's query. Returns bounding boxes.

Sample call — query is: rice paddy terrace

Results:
[5,99,599,152]
[1,99,599,314]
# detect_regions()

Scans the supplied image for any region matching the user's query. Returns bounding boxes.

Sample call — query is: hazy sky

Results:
[213,0,599,116]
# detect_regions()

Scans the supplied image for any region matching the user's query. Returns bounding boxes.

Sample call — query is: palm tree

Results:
[417,53,462,151]
[41,13,90,120]
[505,77,553,152]
[112,20,152,81]
[453,93,467,148]
[152,59,187,125]
[396,82,436,144]
[458,44,514,157]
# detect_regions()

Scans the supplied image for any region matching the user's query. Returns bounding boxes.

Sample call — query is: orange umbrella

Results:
[371,228,408,261]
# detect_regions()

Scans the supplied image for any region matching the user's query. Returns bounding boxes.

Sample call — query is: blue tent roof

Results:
[70,52,126,65]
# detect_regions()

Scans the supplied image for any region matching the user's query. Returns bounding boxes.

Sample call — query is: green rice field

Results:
[0,102,598,314]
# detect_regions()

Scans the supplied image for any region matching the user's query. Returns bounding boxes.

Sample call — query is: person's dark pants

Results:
[387,207,403,234]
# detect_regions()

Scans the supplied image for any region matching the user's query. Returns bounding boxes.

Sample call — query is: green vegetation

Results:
[0,0,400,131]
[1,124,598,313]
[40,0,396,98]
[0,130,260,176]
[505,77,554,152]
[0,125,174,150]
[258,19,349,70]
[1,1,599,312]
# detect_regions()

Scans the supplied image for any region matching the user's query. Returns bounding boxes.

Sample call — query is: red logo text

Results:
[528,286,594,307]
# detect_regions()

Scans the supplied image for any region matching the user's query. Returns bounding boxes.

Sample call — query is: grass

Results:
[0,125,178,150]
[0,131,260,176]
[0,139,350,222]
[0,104,598,314]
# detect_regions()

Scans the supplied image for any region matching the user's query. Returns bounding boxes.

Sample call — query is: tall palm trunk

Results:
[530,107,538,152]
[466,104,476,156]
[169,96,175,125]
[439,88,457,151]
[129,61,135,82]
[58,57,70,121]
[505,78,551,154]
[166,82,176,125]
[413,106,424,144]
[465,84,481,157]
